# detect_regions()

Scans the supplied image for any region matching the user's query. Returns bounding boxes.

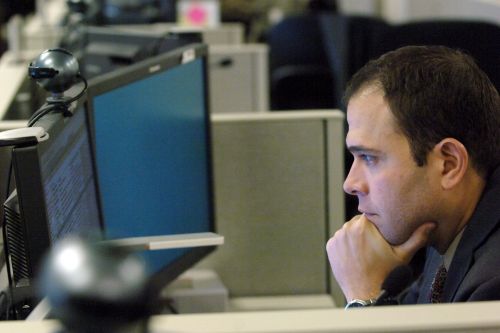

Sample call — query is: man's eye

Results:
[360,154,376,165]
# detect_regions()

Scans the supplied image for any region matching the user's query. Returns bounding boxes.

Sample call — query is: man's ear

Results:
[433,138,469,190]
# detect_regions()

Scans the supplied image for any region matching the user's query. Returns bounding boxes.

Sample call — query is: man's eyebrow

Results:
[347,145,382,154]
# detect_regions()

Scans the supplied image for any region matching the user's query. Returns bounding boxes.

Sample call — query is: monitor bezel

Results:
[85,43,217,293]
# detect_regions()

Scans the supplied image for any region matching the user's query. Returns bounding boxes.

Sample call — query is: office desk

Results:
[149,302,500,333]
[3,302,500,332]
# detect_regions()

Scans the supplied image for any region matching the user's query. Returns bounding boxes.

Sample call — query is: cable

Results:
[62,74,88,106]
[27,74,88,127]
[27,104,62,128]
[26,104,56,127]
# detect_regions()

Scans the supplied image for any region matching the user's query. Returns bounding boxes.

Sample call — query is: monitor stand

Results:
[159,269,228,314]
[25,297,51,321]
[102,232,224,251]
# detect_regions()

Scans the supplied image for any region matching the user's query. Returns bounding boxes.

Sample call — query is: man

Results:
[326,45,500,307]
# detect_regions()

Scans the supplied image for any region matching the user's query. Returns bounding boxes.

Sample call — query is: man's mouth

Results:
[359,209,376,218]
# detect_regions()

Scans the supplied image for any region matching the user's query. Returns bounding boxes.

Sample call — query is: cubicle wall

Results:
[199,111,345,306]
[209,44,269,113]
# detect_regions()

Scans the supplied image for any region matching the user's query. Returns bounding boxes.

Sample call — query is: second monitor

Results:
[87,43,217,289]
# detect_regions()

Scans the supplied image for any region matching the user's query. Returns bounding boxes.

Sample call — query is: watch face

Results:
[345,300,368,309]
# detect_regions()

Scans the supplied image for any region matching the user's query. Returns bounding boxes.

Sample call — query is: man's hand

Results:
[326,215,435,301]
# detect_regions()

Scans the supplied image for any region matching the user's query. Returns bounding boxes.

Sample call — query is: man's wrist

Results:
[344,298,377,309]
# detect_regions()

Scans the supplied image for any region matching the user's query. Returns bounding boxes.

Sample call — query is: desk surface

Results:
[229,294,335,312]
[2,301,500,333]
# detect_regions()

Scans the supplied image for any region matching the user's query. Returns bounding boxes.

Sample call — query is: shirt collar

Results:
[443,228,466,270]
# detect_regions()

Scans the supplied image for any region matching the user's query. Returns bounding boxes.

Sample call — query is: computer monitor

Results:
[3,96,103,317]
[60,26,200,80]
[99,0,176,24]
[86,43,217,292]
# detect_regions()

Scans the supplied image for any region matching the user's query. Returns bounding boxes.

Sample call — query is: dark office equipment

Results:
[26,48,89,133]
[28,48,81,96]
[87,43,217,295]
[3,97,102,318]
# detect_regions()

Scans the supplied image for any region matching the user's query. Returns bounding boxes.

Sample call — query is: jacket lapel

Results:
[442,167,500,301]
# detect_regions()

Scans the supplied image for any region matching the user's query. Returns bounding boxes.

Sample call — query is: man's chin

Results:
[360,214,412,245]
[378,225,410,246]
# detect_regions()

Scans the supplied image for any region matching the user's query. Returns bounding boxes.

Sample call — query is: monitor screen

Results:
[99,0,176,24]
[3,96,103,317]
[87,43,216,288]
[38,108,101,241]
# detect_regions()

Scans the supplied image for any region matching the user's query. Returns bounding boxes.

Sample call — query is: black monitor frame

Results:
[86,43,217,294]
[3,94,104,317]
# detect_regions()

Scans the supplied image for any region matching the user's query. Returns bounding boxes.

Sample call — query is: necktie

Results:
[430,264,447,303]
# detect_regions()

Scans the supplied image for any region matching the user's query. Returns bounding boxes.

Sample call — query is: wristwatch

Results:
[344,298,376,309]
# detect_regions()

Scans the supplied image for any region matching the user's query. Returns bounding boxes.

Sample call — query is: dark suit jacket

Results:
[402,165,500,303]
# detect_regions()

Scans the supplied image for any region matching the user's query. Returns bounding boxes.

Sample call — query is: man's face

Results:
[344,87,440,245]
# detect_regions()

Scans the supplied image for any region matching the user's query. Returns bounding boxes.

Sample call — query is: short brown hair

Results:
[344,45,500,177]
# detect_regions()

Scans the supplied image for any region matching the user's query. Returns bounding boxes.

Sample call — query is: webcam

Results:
[28,48,80,95]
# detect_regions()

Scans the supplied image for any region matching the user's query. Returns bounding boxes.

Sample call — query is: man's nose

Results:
[343,160,367,196]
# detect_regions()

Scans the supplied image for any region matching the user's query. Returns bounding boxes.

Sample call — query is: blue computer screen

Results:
[92,57,212,273]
